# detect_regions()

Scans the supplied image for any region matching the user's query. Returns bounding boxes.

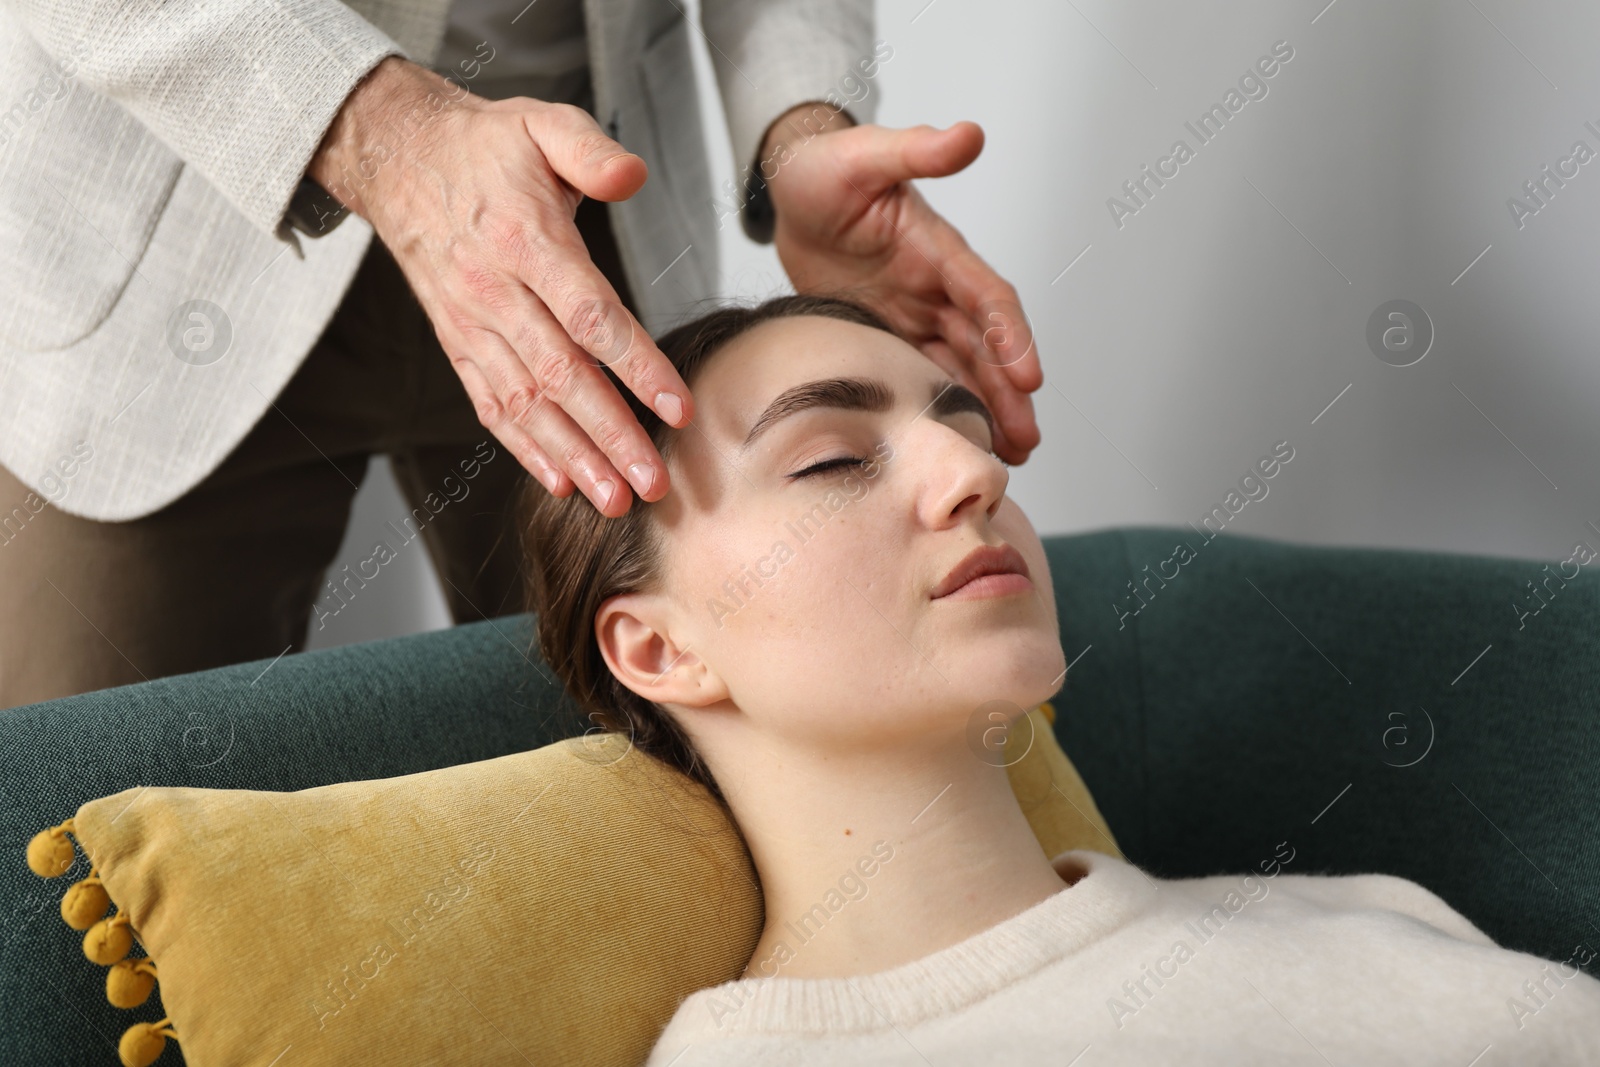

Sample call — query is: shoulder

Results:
[1266,870,1497,946]
[1146,864,1497,948]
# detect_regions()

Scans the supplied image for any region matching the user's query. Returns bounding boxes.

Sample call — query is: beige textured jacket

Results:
[0,0,876,520]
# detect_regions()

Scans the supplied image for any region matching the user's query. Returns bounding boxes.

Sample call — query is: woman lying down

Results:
[520,294,1600,1065]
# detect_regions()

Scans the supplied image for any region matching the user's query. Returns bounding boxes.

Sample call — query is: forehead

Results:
[687,314,925,451]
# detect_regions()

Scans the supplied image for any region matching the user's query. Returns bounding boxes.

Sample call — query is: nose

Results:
[912,419,1009,528]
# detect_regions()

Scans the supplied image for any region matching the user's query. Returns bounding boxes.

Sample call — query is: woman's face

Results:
[604,313,1065,758]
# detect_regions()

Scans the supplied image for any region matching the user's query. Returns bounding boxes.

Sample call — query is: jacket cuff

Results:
[280,177,354,241]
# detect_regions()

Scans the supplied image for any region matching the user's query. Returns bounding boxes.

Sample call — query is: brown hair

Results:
[519,293,899,805]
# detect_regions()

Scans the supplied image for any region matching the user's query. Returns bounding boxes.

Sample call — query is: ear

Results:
[596,591,728,708]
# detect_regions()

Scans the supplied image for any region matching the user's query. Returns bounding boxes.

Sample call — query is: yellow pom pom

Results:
[26,827,75,878]
[107,959,157,1009]
[1038,700,1056,725]
[85,915,133,965]
[118,1021,170,1067]
[61,878,111,930]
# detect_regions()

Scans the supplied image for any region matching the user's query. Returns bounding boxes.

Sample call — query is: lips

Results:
[931,542,1031,599]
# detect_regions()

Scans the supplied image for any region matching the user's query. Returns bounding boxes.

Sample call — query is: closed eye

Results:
[789,435,1002,481]
[789,456,867,480]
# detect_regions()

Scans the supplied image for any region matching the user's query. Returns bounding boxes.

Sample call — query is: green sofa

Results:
[4,527,1596,1064]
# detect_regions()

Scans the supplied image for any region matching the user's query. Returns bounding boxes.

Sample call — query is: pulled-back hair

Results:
[519,293,899,806]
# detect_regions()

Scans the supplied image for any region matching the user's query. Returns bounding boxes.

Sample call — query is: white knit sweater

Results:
[644,848,1600,1065]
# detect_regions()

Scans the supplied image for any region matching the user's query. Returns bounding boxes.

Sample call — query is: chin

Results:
[967,639,1066,712]
[986,622,1062,668]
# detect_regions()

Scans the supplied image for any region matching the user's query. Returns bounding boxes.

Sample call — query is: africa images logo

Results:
[165,299,232,366]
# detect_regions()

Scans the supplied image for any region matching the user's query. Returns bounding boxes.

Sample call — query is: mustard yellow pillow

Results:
[26,701,1117,1067]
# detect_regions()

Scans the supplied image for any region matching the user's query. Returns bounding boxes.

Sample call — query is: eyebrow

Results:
[739,376,996,451]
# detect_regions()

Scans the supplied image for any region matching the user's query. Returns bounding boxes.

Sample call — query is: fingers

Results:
[834,121,986,198]
[470,113,695,507]
[464,288,678,517]
[376,100,687,516]
[925,257,1044,404]
[936,304,1039,463]
[492,203,694,429]
[858,292,1033,461]
[524,102,648,203]
[410,263,579,499]
[448,348,575,497]
[502,108,693,434]
[889,194,1042,463]
[912,209,1042,392]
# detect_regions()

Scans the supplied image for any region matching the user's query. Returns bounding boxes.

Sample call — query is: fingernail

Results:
[627,462,656,496]
[655,391,683,425]
[595,479,616,509]
[539,468,559,493]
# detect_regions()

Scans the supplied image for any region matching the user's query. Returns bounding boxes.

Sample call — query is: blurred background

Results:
[309,0,1600,650]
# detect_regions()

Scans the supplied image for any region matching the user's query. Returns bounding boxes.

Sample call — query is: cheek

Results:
[701,512,901,687]
[705,525,868,636]
[1027,544,1056,620]
[690,510,820,644]
[699,541,805,637]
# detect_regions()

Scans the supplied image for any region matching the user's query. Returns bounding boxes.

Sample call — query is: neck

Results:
[713,728,1074,982]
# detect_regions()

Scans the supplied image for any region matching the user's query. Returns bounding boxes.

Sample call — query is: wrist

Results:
[307,55,473,222]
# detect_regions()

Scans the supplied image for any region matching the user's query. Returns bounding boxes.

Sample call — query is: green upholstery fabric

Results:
[3,526,1596,1065]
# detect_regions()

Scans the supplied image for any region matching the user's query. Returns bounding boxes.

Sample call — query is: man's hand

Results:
[759,105,1042,465]
[307,55,692,517]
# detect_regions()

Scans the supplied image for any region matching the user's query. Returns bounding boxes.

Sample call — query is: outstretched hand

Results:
[308,56,691,517]
[762,114,1043,465]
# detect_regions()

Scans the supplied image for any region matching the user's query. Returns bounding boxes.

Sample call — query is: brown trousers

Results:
[0,195,637,710]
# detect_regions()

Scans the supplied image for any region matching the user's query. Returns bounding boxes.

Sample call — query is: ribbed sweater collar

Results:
[665,848,1160,1039]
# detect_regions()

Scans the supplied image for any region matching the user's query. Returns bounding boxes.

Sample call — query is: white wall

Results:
[311,0,1600,649]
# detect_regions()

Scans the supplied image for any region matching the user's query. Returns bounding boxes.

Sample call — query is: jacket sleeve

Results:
[2,0,408,244]
[700,0,882,244]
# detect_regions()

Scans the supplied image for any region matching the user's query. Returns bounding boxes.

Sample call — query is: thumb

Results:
[840,120,985,195]
[527,104,649,202]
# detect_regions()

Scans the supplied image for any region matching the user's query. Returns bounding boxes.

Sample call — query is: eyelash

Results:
[791,443,1005,480]
[792,456,866,480]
